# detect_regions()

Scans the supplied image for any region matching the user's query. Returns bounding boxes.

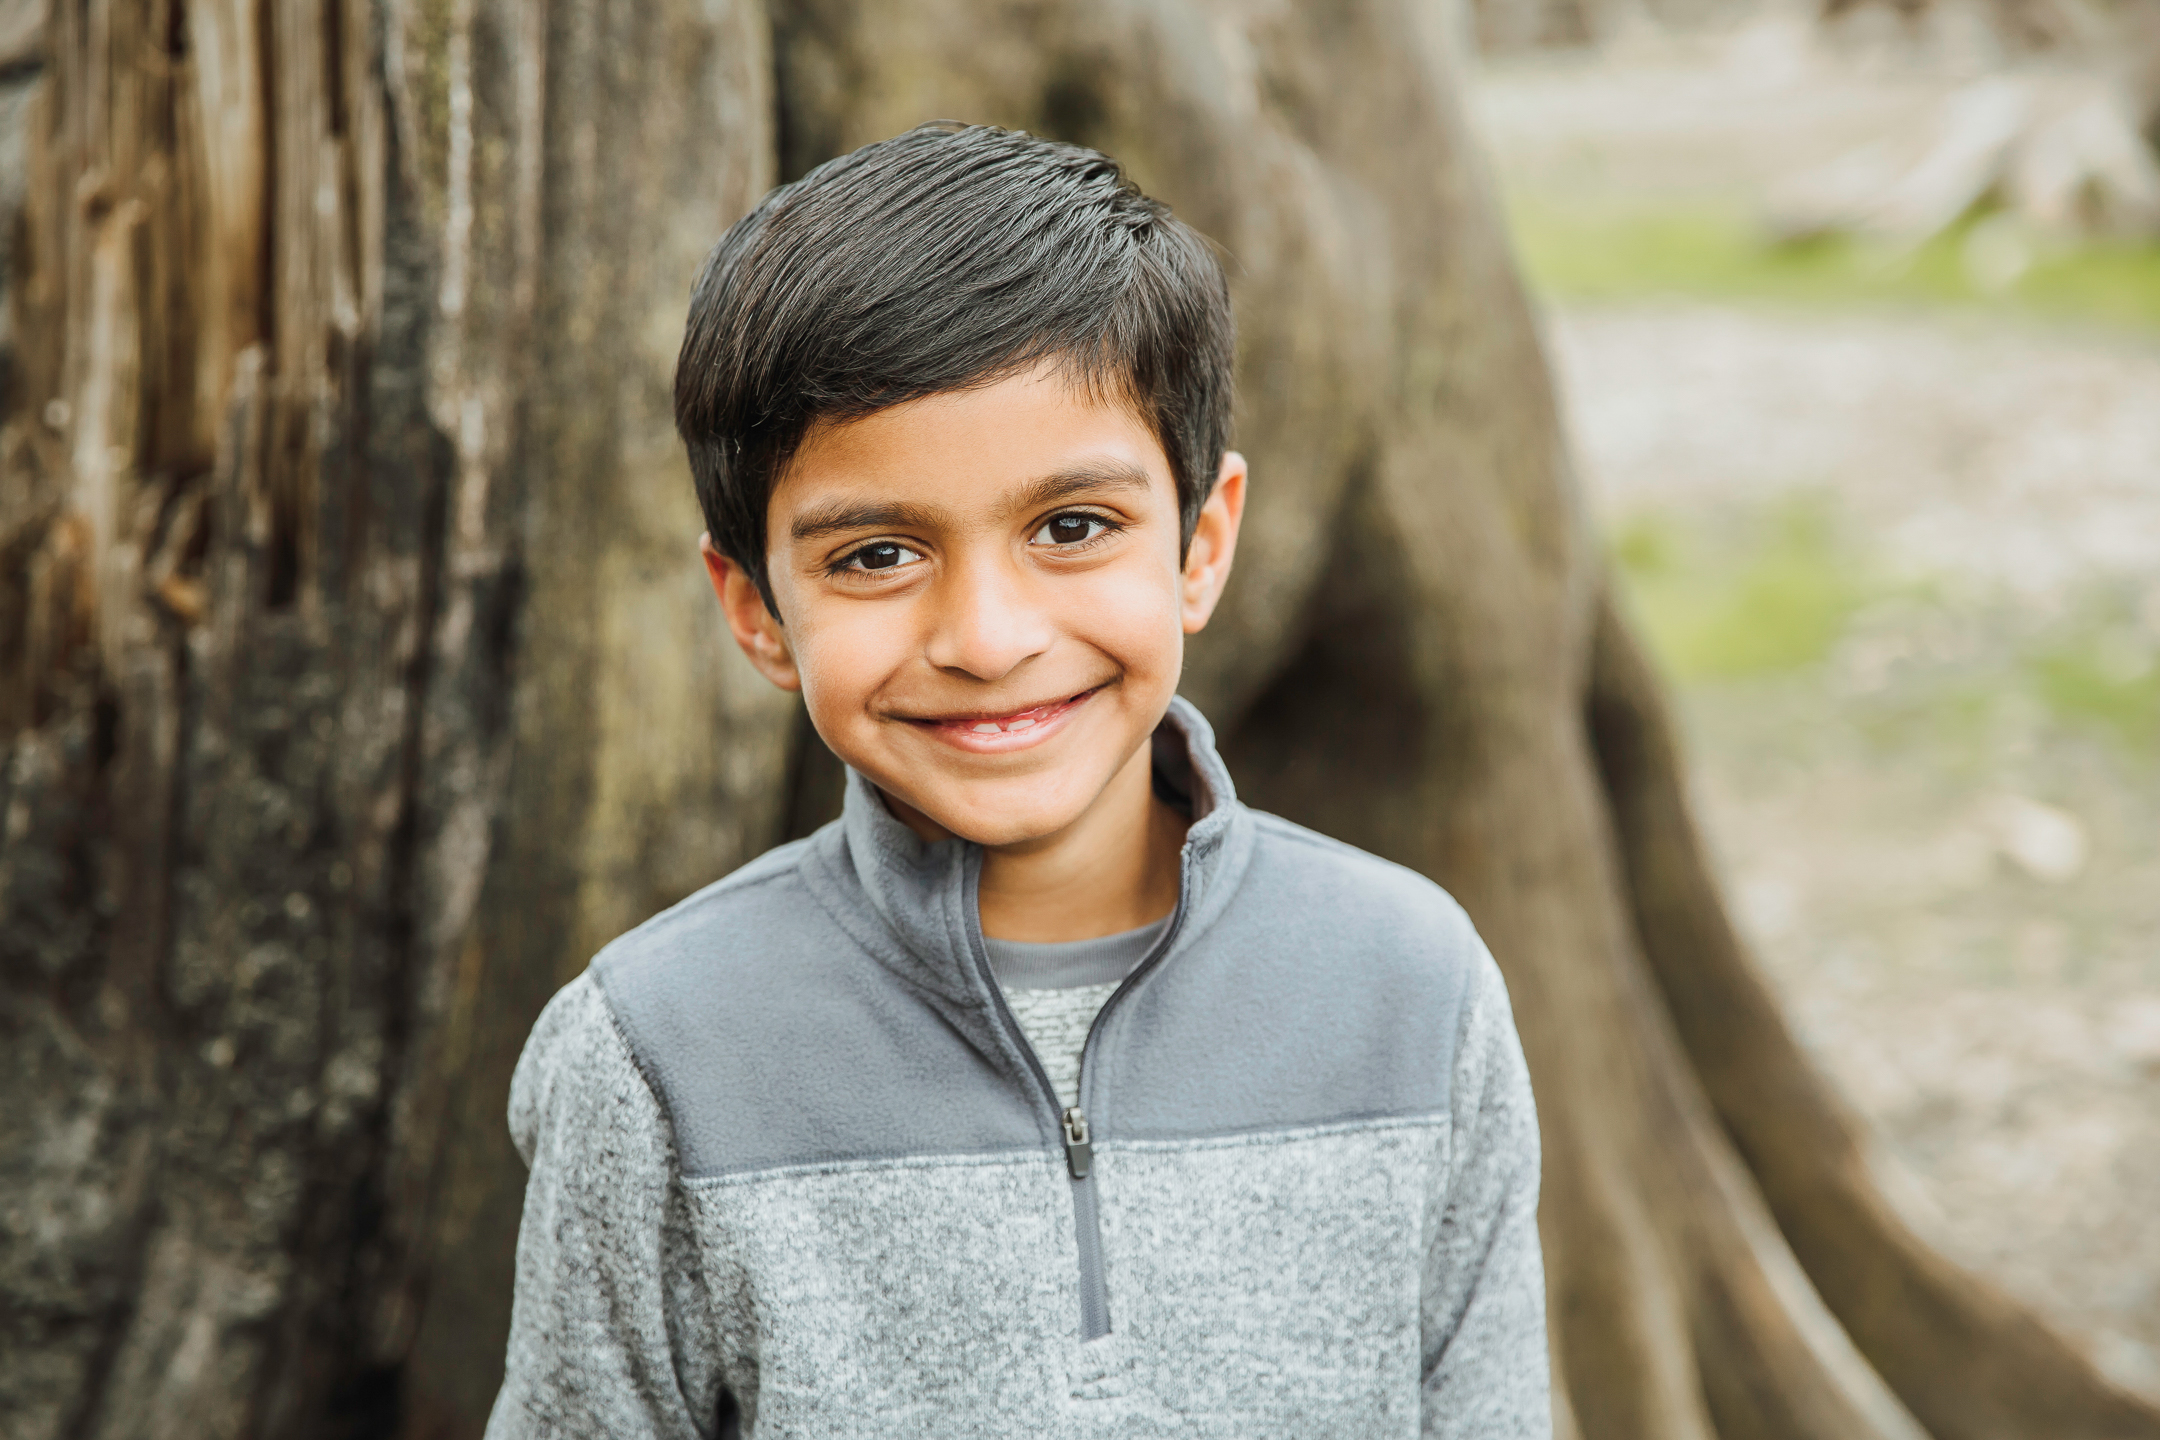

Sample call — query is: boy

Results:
[489,122,1548,1437]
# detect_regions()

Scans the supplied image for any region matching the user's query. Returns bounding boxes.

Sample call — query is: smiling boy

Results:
[488,122,1548,1438]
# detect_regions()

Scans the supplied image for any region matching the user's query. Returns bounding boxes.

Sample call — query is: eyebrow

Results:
[1003,460,1153,516]
[786,459,1155,544]
[789,501,946,543]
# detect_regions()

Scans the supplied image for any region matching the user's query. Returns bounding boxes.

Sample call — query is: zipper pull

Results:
[1061,1106,1093,1179]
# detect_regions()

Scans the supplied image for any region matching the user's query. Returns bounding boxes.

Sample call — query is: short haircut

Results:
[674,121,1236,611]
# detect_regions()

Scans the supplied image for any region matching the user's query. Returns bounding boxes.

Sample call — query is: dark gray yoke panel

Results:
[596,813,1477,1181]
[592,846,1046,1180]
[1091,814,1472,1137]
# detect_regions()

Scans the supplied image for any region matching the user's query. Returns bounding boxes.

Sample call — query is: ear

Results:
[1180,452,1247,635]
[701,533,800,692]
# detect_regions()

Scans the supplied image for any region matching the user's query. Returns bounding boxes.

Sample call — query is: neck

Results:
[884,740,1189,943]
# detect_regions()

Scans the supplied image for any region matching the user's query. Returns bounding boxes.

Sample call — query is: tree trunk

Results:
[0,0,786,1434]
[2,1,2154,1438]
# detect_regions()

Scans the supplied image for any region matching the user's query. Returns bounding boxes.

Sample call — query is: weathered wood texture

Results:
[3,0,2156,1436]
[0,0,784,1435]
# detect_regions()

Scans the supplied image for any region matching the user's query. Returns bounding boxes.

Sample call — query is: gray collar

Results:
[798,696,1256,1085]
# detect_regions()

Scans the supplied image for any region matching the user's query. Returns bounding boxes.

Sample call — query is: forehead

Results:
[770,368,1173,529]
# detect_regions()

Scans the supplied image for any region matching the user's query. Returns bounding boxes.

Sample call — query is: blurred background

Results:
[1465,0,2160,1396]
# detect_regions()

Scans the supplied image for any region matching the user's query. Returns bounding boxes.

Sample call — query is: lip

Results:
[901,685,1104,755]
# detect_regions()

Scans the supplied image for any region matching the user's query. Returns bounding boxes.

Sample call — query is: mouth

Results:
[903,685,1105,751]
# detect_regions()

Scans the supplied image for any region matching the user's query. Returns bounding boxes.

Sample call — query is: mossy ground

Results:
[1508,196,2160,334]
[1480,55,2160,1385]
[1610,496,2159,768]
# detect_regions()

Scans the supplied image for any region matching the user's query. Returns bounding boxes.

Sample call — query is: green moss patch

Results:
[1613,494,1883,681]
[1617,497,2160,766]
[1507,196,2160,332]
[2028,633,2160,754]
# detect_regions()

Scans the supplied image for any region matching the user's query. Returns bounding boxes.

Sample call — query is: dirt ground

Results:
[1470,30,2160,1401]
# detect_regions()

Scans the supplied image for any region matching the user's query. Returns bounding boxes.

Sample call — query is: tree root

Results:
[1585,586,2160,1440]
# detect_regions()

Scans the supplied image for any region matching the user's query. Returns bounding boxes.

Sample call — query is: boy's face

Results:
[704,364,1245,849]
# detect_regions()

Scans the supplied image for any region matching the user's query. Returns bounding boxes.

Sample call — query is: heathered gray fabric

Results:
[494,975,726,1437]
[989,919,1165,1110]
[1420,957,1546,1436]
[489,697,1551,1438]
[1005,981,1122,1109]
[681,1120,1472,1434]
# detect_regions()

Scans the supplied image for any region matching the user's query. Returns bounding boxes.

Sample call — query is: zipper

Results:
[964,843,1196,1342]
[1061,1107,1093,1177]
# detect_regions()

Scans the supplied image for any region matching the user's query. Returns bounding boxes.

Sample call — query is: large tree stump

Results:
[0,0,786,1433]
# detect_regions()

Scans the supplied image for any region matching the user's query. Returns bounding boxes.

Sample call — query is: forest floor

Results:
[1469,26,2160,1400]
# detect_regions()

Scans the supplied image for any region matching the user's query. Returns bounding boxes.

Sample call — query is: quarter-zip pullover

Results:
[488,699,1549,1438]
[990,917,1168,1108]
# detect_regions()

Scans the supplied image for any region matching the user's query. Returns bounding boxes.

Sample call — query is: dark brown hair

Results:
[673,121,1236,609]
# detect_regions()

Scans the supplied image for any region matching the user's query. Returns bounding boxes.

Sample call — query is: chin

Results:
[916,777,1095,849]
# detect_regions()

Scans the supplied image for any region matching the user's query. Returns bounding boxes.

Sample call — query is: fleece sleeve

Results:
[1421,939,1552,1438]
[485,971,728,1440]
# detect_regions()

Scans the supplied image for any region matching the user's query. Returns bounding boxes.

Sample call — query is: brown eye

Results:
[840,541,922,574]
[1031,514,1109,547]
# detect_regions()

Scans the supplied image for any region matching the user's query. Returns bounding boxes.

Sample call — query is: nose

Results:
[921,553,1056,682]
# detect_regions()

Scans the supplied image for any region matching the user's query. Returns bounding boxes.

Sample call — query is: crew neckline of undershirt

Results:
[981,915,1171,991]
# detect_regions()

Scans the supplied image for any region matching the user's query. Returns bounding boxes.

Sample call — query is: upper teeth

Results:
[967,714,1044,734]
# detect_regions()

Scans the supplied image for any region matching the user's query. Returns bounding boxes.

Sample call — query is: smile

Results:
[906,686,1104,751]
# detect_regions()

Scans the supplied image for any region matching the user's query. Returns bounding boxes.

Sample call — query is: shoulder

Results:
[508,970,662,1169]
[1234,809,1508,1066]
[589,834,821,991]
[1105,808,1499,1135]
[1241,815,1528,1081]
[1241,810,1526,1110]
[513,835,840,1157]
[582,827,851,1044]
[579,832,866,1042]
[1240,808,1481,959]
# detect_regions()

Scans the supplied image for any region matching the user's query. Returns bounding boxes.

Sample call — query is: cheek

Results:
[785,598,910,722]
[1069,552,1186,678]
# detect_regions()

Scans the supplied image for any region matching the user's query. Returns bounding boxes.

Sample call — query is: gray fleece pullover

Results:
[488,698,1550,1438]
[991,917,1168,1109]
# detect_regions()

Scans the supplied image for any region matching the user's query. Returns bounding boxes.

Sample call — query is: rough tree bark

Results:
[0,0,787,1434]
[2,2,2155,1439]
